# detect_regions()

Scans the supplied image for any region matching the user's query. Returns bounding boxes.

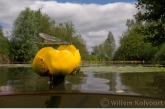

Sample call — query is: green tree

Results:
[34,8,56,49]
[10,7,39,62]
[92,43,104,56]
[53,21,76,42]
[0,25,4,37]
[35,8,55,35]
[10,7,89,62]
[114,25,157,61]
[53,21,89,60]
[0,25,10,63]
[135,0,165,22]
[126,19,136,30]
[154,43,165,61]
[92,31,116,58]
[92,45,100,55]
[135,0,165,47]
[104,31,116,57]
[98,44,105,56]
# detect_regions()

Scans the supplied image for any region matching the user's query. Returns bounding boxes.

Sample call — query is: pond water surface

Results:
[0,66,165,108]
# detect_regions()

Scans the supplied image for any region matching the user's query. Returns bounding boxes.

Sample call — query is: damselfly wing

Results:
[37,33,69,45]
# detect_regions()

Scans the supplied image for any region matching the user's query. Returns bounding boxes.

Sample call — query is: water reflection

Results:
[66,72,110,91]
[0,67,49,92]
[46,76,65,108]
[0,67,165,98]
[121,72,165,97]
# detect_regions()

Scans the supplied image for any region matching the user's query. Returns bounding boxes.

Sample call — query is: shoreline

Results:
[0,64,164,73]
[81,65,164,73]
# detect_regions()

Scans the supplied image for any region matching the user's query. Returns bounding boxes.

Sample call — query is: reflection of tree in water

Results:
[93,72,116,91]
[0,67,88,92]
[120,72,165,96]
[0,67,50,92]
[0,68,9,86]
[0,67,65,107]
[146,74,165,95]
[45,95,61,108]
[65,71,87,90]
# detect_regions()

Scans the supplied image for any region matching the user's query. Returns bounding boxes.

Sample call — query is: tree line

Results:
[113,19,158,61]
[90,31,116,61]
[0,25,10,63]
[1,0,165,63]
[91,0,165,63]
[0,7,89,63]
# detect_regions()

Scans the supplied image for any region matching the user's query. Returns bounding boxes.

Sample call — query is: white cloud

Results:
[0,0,35,28]
[0,0,136,52]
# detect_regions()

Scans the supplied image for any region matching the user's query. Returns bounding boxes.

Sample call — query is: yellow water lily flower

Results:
[32,45,81,77]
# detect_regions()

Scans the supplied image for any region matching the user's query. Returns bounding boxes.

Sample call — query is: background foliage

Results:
[0,25,10,63]
[1,1,165,63]
[9,7,89,62]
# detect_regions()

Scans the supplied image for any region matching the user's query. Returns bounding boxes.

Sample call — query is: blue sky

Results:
[55,0,136,4]
[0,22,6,28]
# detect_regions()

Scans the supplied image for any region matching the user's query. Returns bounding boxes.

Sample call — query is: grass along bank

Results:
[81,65,165,73]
